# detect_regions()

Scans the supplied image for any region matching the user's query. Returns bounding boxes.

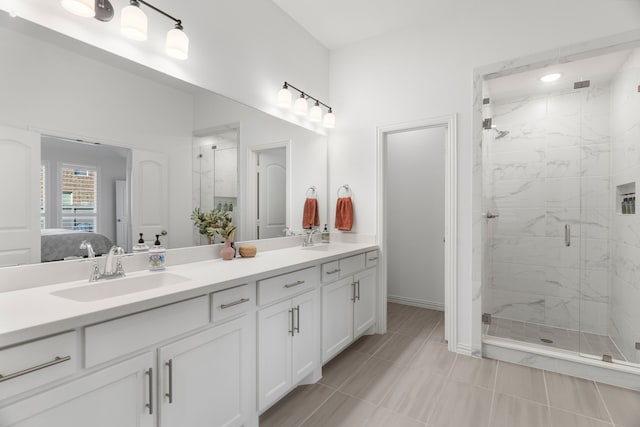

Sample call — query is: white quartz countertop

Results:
[0,242,377,348]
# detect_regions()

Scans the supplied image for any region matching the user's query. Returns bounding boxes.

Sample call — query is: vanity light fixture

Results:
[277,81,335,128]
[540,72,562,83]
[62,0,189,60]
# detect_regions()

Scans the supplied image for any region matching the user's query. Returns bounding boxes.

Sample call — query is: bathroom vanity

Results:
[0,241,378,427]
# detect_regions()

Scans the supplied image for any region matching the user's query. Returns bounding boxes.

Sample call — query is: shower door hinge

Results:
[574,80,591,89]
[635,342,640,350]
[482,313,492,324]
[637,85,640,93]
[602,354,613,363]
[483,97,491,105]
[482,118,492,130]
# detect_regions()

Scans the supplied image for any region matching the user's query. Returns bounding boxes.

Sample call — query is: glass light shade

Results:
[293,96,308,116]
[323,111,335,128]
[61,0,95,17]
[121,3,147,41]
[166,27,189,60]
[309,104,322,122]
[277,87,292,108]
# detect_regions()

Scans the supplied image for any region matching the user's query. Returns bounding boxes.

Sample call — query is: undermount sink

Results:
[51,273,191,302]
[302,244,339,252]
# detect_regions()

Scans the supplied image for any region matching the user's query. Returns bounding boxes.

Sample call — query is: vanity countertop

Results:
[0,242,377,348]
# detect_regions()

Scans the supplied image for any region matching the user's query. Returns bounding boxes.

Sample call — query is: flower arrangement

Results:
[191,208,236,242]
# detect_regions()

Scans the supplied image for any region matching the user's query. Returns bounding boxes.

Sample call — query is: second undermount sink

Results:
[302,244,342,252]
[51,273,191,302]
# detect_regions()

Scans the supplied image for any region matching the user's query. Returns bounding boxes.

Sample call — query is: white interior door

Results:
[115,180,130,250]
[131,149,169,247]
[386,127,446,308]
[0,125,41,267]
[257,148,286,239]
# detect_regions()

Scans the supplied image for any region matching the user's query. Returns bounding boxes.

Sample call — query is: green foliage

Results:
[191,208,236,241]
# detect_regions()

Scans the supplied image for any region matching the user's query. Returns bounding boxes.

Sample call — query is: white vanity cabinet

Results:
[158,315,253,427]
[257,267,320,412]
[0,352,155,427]
[321,253,378,364]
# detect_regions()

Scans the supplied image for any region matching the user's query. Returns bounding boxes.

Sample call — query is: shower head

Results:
[493,127,510,139]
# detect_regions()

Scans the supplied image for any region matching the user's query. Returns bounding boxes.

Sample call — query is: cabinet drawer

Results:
[211,283,254,323]
[85,296,209,368]
[365,250,379,268]
[0,331,77,400]
[258,266,317,306]
[339,254,365,278]
[321,261,340,283]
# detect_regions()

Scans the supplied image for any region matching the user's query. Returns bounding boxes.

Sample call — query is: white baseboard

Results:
[456,343,473,357]
[387,295,444,311]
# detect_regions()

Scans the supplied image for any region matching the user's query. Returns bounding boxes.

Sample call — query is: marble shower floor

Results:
[485,317,626,361]
[260,303,640,427]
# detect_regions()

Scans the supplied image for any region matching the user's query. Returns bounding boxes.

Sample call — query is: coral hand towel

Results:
[302,198,319,228]
[335,197,353,231]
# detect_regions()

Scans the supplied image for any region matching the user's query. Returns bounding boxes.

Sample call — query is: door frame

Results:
[246,141,291,241]
[376,114,458,353]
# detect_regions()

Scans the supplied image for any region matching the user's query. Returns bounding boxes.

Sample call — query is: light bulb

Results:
[61,0,95,17]
[166,25,189,60]
[277,85,292,108]
[309,102,322,122]
[293,94,308,116]
[540,73,562,83]
[323,109,335,128]
[121,1,147,41]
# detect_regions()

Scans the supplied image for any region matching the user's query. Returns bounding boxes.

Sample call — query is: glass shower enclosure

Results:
[482,46,640,366]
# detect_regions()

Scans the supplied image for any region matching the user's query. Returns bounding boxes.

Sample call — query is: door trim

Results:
[376,114,458,353]
[246,141,291,241]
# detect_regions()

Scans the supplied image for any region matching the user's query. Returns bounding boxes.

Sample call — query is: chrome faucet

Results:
[303,228,320,247]
[80,241,101,282]
[103,245,126,279]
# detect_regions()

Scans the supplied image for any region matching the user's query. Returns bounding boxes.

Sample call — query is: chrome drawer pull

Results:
[165,359,173,403]
[325,269,341,275]
[368,257,378,261]
[145,368,153,415]
[220,298,250,309]
[284,280,305,288]
[0,355,71,383]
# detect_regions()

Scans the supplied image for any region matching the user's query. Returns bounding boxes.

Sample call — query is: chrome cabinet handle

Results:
[294,305,300,334]
[368,257,378,261]
[565,224,571,247]
[0,355,71,383]
[165,359,173,403]
[289,309,294,336]
[145,368,153,415]
[220,298,250,309]
[351,282,356,302]
[284,280,305,288]
[326,269,341,275]
[356,280,361,301]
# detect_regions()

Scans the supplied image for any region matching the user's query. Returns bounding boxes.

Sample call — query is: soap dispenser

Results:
[133,233,149,253]
[148,234,166,271]
[321,224,330,243]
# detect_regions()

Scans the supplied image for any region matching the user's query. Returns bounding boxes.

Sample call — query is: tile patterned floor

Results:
[260,303,640,427]
[485,317,626,361]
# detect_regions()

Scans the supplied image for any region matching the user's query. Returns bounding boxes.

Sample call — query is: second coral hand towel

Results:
[302,198,320,228]
[335,197,353,231]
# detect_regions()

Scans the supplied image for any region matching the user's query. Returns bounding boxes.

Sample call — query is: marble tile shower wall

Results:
[609,48,640,363]
[485,85,611,335]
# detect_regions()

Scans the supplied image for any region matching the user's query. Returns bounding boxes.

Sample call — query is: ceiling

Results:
[271,0,442,50]
[487,49,635,103]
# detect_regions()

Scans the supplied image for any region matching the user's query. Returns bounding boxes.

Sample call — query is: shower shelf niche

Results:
[616,182,636,215]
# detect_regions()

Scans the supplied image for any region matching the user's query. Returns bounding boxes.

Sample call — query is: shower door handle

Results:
[565,224,571,247]
[484,212,500,219]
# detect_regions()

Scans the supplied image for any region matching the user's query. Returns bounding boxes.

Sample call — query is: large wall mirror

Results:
[0,15,328,268]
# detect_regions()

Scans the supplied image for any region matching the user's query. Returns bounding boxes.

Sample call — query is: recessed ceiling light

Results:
[540,73,562,83]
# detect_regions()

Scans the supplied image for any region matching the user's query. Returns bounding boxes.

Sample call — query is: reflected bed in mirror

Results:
[0,15,327,268]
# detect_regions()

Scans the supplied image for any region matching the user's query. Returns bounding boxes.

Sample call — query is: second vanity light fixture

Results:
[61,0,189,60]
[278,82,335,128]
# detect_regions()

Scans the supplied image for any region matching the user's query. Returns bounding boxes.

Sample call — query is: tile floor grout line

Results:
[486,360,500,426]
[593,381,616,426]
[293,384,339,427]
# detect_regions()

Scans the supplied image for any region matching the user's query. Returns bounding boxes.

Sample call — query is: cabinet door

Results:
[291,290,319,384]
[0,352,154,427]
[158,316,253,427]
[258,299,292,411]
[354,268,377,338]
[321,277,354,364]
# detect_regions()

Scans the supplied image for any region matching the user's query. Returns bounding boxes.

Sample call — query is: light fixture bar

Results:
[136,0,181,26]
[283,82,332,111]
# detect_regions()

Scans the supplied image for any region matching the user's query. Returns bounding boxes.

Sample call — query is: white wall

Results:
[1,0,329,130]
[387,127,445,308]
[41,137,128,243]
[328,1,640,348]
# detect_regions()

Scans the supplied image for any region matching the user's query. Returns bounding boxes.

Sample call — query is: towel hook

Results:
[306,186,317,198]
[337,184,352,198]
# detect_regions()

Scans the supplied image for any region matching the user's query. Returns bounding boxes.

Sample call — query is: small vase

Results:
[220,240,234,261]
